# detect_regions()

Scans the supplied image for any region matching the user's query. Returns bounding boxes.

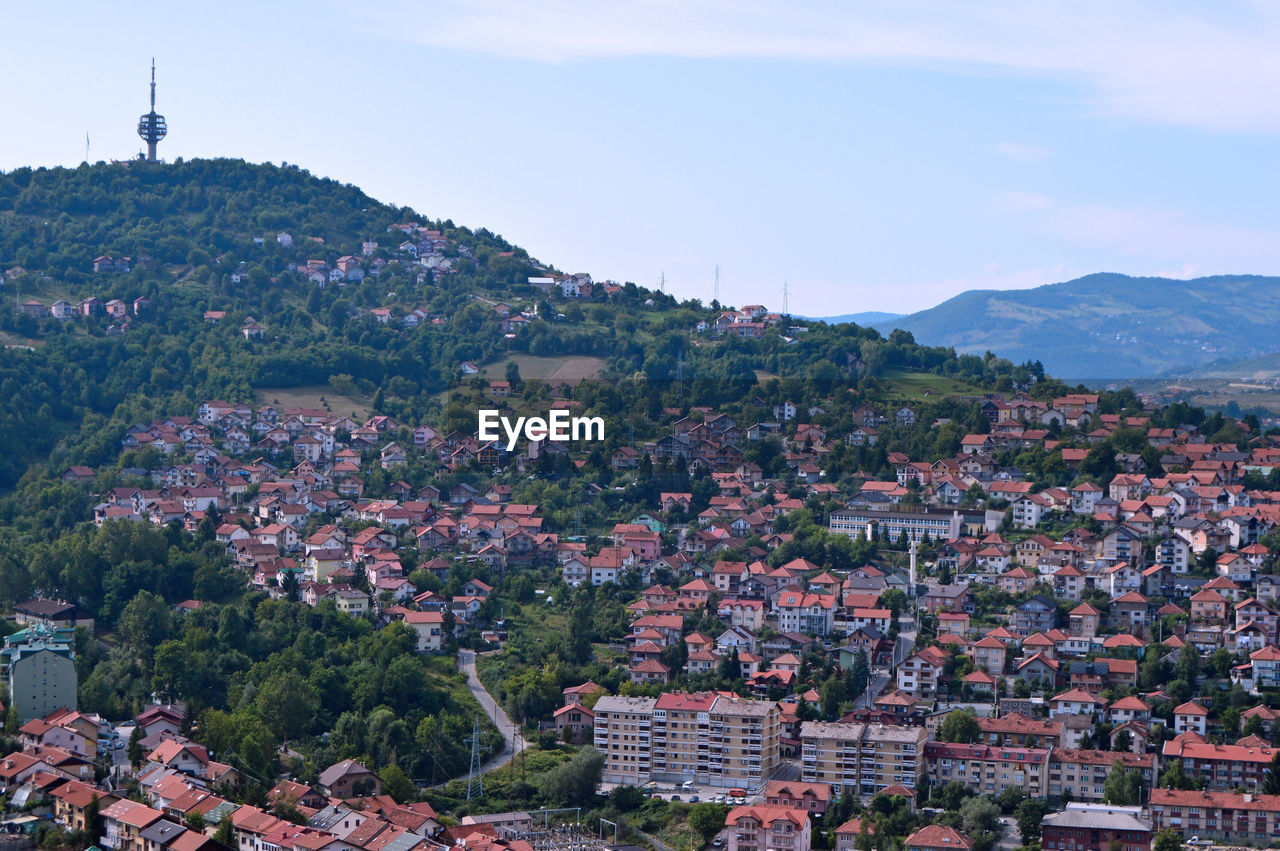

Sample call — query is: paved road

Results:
[458,648,527,773]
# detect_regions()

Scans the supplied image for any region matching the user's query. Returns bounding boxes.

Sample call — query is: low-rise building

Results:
[725,806,810,851]
[1041,804,1152,851]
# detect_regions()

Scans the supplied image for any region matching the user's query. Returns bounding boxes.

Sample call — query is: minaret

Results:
[909,539,918,596]
[136,59,168,162]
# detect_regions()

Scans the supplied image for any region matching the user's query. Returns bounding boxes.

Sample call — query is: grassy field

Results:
[480,354,606,385]
[253,384,373,419]
[879,369,986,401]
[0,330,42,348]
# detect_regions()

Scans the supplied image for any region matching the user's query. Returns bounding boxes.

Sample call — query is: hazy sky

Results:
[5,1,1280,315]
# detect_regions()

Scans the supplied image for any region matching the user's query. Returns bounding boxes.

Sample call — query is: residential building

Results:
[904,825,972,851]
[1150,788,1280,844]
[1162,735,1277,791]
[2,625,77,724]
[1048,750,1157,802]
[1041,804,1152,851]
[594,696,658,785]
[924,742,1048,797]
[799,721,927,795]
[725,806,810,851]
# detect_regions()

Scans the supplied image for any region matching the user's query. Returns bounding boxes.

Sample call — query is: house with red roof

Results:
[1174,701,1209,736]
[904,825,972,851]
[725,805,811,851]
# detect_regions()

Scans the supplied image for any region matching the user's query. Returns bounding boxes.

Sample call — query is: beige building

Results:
[594,696,658,784]
[799,721,927,796]
[923,743,1049,797]
[726,805,811,851]
[595,692,782,788]
[709,695,783,789]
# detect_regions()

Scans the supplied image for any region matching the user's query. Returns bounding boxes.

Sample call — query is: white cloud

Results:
[351,0,1280,133]
[997,191,1280,267]
[993,142,1050,162]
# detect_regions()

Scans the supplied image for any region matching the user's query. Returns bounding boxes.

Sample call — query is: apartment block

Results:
[1048,750,1157,802]
[1150,789,1280,844]
[799,721,927,796]
[594,696,657,784]
[595,692,781,789]
[924,742,1048,797]
[1161,736,1276,792]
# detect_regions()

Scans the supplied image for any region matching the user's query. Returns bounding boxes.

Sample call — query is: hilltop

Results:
[869,272,1280,378]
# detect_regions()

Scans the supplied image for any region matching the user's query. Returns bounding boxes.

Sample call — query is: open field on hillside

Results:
[879,369,986,400]
[481,355,606,384]
[253,384,373,419]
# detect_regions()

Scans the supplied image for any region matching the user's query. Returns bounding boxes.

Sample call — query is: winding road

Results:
[458,648,527,774]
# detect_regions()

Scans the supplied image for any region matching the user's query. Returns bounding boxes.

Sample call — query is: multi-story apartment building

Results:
[651,692,716,784]
[595,692,781,789]
[1149,789,1280,844]
[725,806,811,851]
[799,721,927,796]
[594,696,657,784]
[923,743,1048,797]
[1048,750,1157,802]
[710,696,782,789]
[1161,736,1277,791]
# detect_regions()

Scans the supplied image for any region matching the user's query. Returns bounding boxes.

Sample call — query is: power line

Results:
[466,717,484,800]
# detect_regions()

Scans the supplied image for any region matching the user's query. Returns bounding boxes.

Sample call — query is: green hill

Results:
[0,158,1051,492]
[871,273,1280,378]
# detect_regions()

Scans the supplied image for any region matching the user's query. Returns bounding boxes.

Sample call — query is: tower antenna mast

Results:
[136,58,168,162]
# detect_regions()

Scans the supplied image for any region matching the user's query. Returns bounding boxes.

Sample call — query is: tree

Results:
[1176,642,1200,685]
[690,804,732,844]
[128,723,145,766]
[960,795,1001,851]
[1264,749,1280,795]
[1153,829,1184,851]
[611,784,646,810]
[1104,761,1142,805]
[848,650,871,701]
[1158,758,1199,791]
[933,780,972,812]
[84,794,103,846]
[1113,729,1132,754]
[536,747,603,806]
[213,817,234,847]
[938,709,982,743]
[380,763,417,803]
[820,677,842,720]
[117,590,171,663]
[255,670,320,741]
[1015,798,1051,845]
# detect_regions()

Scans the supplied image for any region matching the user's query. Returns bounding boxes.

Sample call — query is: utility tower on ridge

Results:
[137,59,168,162]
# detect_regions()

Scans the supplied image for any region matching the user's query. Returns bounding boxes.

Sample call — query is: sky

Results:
[4,1,1280,315]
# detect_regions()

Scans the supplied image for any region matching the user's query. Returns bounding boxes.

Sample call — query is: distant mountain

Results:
[1188,351,1280,379]
[871,273,1280,378]
[812,310,905,326]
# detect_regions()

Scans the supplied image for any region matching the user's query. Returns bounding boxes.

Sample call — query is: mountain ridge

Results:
[861,272,1280,378]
